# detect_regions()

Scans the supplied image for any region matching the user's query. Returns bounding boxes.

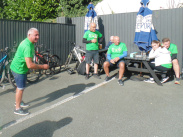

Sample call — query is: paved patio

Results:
[0,69,183,137]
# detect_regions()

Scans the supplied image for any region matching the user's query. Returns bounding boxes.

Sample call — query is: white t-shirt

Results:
[149,47,171,66]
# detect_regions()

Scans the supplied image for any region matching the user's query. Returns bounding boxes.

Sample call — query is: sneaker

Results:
[14,101,30,108]
[161,77,169,83]
[14,108,29,115]
[85,74,90,80]
[105,76,111,81]
[118,79,124,86]
[174,79,181,85]
[144,78,155,83]
[93,73,101,79]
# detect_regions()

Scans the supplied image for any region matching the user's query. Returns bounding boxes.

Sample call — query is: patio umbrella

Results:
[134,0,158,52]
[84,3,99,32]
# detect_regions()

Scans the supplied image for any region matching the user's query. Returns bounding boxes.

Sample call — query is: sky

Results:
[95,0,183,15]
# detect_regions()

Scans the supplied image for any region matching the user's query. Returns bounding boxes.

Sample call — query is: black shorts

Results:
[85,50,99,64]
[149,62,171,71]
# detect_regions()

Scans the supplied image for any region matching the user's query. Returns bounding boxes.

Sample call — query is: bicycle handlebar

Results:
[35,44,43,48]
[67,41,76,45]
[40,49,52,54]
[35,44,53,55]
[67,41,85,50]
[0,47,11,54]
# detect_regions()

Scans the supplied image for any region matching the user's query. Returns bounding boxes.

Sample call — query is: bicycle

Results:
[19,44,61,83]
[0,47,17,88]
[33,44,61,76]
[64,42,86,74]
[65,41,106,74]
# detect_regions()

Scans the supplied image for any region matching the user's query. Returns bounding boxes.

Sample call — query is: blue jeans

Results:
[12,71,27,90]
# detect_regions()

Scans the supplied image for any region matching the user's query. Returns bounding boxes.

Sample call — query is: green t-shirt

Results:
[107,42,128,59]
[83,30,102,50]
[159,43,176,68]
[168,43,178,56]
[10,38,35,74]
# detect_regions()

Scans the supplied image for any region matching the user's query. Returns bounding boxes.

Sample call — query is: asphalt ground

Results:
[0,68,183,137]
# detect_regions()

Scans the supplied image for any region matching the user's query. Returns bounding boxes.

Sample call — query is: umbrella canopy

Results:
[134,0,158,52]
[84,3,99,32]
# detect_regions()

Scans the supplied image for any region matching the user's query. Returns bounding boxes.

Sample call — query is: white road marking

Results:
[2,77,115,130]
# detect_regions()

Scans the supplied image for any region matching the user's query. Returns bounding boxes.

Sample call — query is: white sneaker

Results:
[161,77,169,83]
[144,78,155,83]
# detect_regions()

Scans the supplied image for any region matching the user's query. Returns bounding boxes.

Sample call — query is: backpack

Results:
[77,61,86,75]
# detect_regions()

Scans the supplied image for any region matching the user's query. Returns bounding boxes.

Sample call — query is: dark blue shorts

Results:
[12,71,27,90]
[85,50,99,64]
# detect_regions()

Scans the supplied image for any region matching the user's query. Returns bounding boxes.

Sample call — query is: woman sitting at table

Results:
[144,40,172,83]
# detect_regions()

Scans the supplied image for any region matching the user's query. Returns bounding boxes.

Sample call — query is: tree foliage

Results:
[1,0,59,21]
[58,0,102,17]
[0,0,102,21]
[0,0,6,19]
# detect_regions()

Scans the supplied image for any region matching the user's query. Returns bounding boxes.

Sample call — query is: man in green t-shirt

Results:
[83,22,104,80]
[10,28,49,115]
[103,36,128,86]
[162,38,180,84]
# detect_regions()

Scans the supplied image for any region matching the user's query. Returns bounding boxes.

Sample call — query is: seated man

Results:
[103,36,128,86]
[162,38,181,84]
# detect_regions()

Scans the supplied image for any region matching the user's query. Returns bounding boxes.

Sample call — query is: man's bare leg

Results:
[104,61,110,77]
[172,59,180,78]
[15,88,23,109]
[85,63,90,79]
[172,59,181,84]
[118,62,125,80]
[86,63,90,74]
[94,64,98,74]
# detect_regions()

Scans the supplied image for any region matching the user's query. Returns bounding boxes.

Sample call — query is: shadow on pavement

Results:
[12,117,72,137]
[0,74,59,96]
[0,88,14,96]
[27,83,95,110]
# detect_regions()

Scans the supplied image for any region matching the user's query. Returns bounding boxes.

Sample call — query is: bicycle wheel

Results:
[27,64,41,83]
[41,54,51,75]
[0,69,5,84]
[65,52,73,69]
[98,55,106,74]
[50,55,61,74]
[7,68,17,88]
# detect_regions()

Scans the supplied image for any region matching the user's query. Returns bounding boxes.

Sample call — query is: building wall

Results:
[0,19,75,64]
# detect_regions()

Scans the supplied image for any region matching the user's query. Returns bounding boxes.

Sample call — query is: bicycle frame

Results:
[0,47,15,88]
[34,44,51,64]
[64,42,86,73]
[0,54,7,79]
[73,47,86,63]
[34,51,47,64]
